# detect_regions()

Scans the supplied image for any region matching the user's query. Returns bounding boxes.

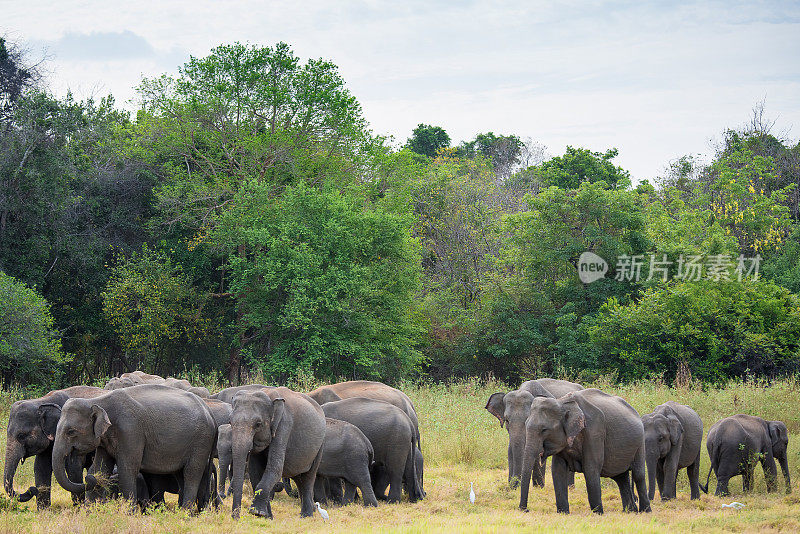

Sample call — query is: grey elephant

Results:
[228,387,325,519]
[701,414,791,496]
[210,384,272,404]
[4,385,104,508]
[50,384,218,512]
[641,401,703,500]
[314,418,378,507]
[203,398,233,427]
[308,380,424,498]
[485,378,583,488]
[320,397,423,503]
[519,388,651,515]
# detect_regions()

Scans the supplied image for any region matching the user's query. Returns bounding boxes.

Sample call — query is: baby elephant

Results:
[315,418,378,507]
[641,401,703,500]
[702,414,791,496]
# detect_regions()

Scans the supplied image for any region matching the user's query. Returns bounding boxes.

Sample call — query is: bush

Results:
[0,271,69,387]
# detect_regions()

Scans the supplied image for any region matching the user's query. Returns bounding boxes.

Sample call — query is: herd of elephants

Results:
[2,373,793,521]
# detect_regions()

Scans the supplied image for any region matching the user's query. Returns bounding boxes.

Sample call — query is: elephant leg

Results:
[743,464,754,492]
[115,456,144,512]
[551,455,570,514]
[567,469,575,489]
[314,476,328,505]
[631,449,651,513]
[32,452,53,510]
[714,461,734,497]
[656,460,665,498]
[612,472,636,512]
[761,454,778,493]
[349,465,378,507]
[371,464,390,500]
[248,453,266,498]
[386,466,404,504]
[294,447,323,518]
[687,453,701,500]
[65,453,87,505]
[330,477,345,505]
[585,467,603,514]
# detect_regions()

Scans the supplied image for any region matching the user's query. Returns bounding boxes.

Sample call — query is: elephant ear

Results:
[485,393,507,427]
[561,397,585,448]
[768,421,785,449]
[664,409,683,446]
[270,398,286,438]
[37,403,62,440]
[91,405,112,439]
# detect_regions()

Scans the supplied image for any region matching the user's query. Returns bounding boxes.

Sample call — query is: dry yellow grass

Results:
[1,378,799,533]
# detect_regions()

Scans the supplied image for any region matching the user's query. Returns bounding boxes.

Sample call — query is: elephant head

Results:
[768,420,791,493]
[486,390,535,487]
[642,407,683,500]
[51,399,112,495]
[228,390,285,518]
[104,377,136,390]
[4,401,60,501]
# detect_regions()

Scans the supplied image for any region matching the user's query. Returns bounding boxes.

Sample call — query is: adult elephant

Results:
[321,397,423,503]
[50,385,218,511]
[641,401,703,500]
[519,389,650,515]
[4,385,104,508]
[701,414,791,496]
[307,381,419,440]
[485,378,583,488]
[210,384,272,404]
[228,387,325,519]
[314,418,378,507]
[104,371,165,390]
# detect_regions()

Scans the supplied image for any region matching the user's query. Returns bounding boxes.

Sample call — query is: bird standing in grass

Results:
[469,482,476,504]
[316,501,329,520]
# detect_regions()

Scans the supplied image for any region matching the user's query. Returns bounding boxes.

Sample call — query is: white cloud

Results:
[3,0,799,181]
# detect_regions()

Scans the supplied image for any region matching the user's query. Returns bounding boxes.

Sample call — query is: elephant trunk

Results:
[778,455,791,494]
[52,442,87,495]
[218,453,230,499]
[645,448,658,501]
[3,438,37,500]
[229,431,253,519]
[518,437,541,511]
[508,425,526,488]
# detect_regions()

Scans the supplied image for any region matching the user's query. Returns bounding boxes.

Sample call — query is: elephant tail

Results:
[699,465,712,494]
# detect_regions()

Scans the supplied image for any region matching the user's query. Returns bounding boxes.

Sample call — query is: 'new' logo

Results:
[577,252,608,283]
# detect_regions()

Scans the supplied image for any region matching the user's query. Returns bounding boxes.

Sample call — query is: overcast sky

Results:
[4,1,800,181]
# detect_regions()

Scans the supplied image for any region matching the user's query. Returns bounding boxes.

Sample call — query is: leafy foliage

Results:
[217,182,423,381]
[0,271,68,387]
[407,124,450,158]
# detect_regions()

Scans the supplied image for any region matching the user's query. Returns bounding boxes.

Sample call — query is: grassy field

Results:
[1,378,800,533]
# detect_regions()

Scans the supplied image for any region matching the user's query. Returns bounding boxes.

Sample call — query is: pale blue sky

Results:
[4,1,800,181]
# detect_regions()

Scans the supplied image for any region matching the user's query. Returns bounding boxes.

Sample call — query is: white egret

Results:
[316,501,330,520]
[469,482,476,504]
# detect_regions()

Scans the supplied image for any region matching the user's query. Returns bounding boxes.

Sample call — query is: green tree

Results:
[407,124,450,158]
[102,248,210,375]
[216,182,423,381]
[0,271,68,387]
[525,146,631,190]
[457,132,523,180]
[586,279,800,382]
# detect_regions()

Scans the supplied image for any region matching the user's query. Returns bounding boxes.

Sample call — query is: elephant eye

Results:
[254,421,263,428]
[66,428,78,437]
[16,432,27,442]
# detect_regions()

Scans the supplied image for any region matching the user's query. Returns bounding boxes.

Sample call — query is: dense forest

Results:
[2,38,800,390]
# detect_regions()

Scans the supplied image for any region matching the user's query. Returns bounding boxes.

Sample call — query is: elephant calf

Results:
[642,401,703,500]
[702,414,791,496]
[315,418,378,507]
